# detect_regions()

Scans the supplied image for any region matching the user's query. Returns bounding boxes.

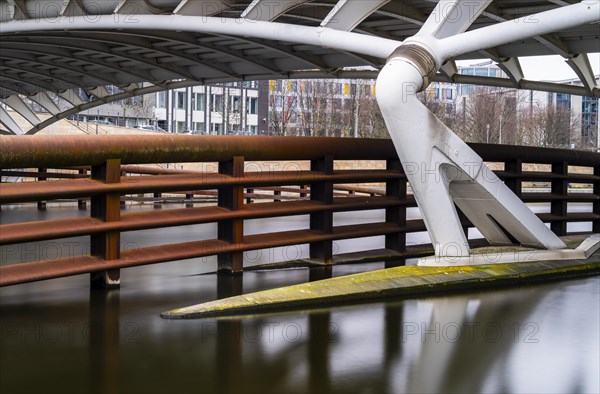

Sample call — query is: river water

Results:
[1,204,598,393]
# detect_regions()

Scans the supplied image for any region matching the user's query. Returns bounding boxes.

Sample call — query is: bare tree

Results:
[120,95,153,126]
[269,80,298,136]
[461,87,521,145]
[526,103,579,148]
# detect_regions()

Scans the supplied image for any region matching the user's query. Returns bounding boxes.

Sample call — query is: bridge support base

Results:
[376,47,566,263]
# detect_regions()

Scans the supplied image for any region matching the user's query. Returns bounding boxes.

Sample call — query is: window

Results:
[556,93,571,109]
[177,91,185,109]
[247,97,258,114]
[157,91,166,108]
[176,121,185,133]
[232,96,241,113]
[212,94,223,112]
[581,96,599,140]
[194,93,204,111]
[474,68,488,77]
[193,122,205,131]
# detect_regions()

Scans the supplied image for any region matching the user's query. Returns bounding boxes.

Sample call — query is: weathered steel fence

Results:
[0,135,598,288]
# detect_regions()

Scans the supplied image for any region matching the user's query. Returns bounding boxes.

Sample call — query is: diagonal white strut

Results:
[376,58,566,258]
[375,0,582,259]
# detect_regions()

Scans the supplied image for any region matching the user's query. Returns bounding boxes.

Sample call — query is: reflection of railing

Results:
[0,136,598,287]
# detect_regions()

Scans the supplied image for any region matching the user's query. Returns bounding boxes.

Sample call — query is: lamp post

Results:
[499,114,503,144]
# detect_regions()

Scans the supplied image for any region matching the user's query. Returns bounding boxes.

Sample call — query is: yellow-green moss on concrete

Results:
[161,256,599,319]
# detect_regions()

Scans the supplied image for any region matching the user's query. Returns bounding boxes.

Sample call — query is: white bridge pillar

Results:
[376,44,566,261]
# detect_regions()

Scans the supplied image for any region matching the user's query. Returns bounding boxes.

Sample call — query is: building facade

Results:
[78,81,266,134]
[423,60,599,148]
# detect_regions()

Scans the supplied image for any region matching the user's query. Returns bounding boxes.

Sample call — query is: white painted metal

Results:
[0,104,23,134]
[1,1,598,103]
[0,15,401,60]
[321,0,390,31]
[3,95,40,125]
[497,57,525,87]
[29,92,60,115]
[241,0,307,21]
[376,58,566,258]
[59,89,85,107]
[566,53,598,96]
[439,1,600,61]
[419,235,600,266]
[371,0,594,258]
[416,0,493,39]
[438,60,458,80]
[173,0,229,16]
[115,0,160,14]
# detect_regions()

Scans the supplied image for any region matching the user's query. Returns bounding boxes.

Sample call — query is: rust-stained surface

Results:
[0,170,403,203]
[0,222,408,287]
[2,135,599,168]
[1,135,598,287]
[0,135,399,168]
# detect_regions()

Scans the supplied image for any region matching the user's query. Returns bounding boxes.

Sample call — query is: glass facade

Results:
[581,96,599,142]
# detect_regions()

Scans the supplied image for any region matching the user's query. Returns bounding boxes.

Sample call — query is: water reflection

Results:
[1,269,598,393]
[89,289,120,394]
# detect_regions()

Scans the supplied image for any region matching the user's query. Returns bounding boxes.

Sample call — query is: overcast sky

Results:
[457,53,600,82]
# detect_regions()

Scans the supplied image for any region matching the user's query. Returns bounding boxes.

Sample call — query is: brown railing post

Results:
[594,165,599,234]
[153,192,162,209]
[37,168,47,210]
[90,159,121,289]
[300,185,308,198]
[551,161,568,236]
[218,156,244,275]
[310,155,334,264]
[386,159,407,254]
[505,159,523,198]
[78,169,87,210]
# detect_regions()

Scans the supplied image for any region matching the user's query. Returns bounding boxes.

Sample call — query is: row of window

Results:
[269,80,374,96]
[173,121,258,134]
[157,91,258,114]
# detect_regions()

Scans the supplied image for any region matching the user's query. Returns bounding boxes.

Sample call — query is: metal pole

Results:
[499,115,503,144]
[354,83,359,139]
[486,124,490,144]
[96,110,99,135]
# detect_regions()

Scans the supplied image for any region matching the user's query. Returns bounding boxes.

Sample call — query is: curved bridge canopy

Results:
[0,0,598,134]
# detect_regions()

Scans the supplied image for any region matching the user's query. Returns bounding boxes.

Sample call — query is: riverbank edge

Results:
[161,254,600,319]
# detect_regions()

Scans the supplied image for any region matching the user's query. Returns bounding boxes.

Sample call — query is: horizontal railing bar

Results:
[0,197,406,245]
[0,170,87,179]
[0,222,409,287]
[0,170,403,203]
[1,136,598,168]
[497,171,599,182]
[0,136,398,168]
[470,143,600,167]
[521,193,599,203]
[538,212,599,222]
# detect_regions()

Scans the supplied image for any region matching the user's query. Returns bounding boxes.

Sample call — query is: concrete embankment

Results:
[162,254,599,319]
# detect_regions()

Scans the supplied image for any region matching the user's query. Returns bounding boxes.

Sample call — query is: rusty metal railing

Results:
[0,135,598,288]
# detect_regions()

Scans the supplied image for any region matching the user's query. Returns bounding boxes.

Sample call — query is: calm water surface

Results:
[1,204,598,394]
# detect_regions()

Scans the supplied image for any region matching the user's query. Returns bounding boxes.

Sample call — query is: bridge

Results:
[1,0,599,288]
